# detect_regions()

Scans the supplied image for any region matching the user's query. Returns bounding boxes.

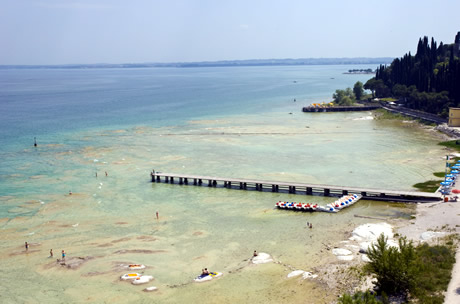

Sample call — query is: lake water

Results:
[0,65,445,303]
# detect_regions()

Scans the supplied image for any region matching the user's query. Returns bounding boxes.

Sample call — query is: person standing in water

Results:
[156,211,159,220]
[61,250,66,260]
[49,249,53,257]
[25,242,29,251]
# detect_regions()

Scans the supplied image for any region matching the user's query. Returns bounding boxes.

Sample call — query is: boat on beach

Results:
[121,273,141,280]
[194,271,223,283]
[132,275,154,285]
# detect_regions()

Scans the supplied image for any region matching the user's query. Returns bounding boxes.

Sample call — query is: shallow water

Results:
[0,66,444,303]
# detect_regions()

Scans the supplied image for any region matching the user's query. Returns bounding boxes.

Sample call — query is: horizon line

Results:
[0,57,394,68]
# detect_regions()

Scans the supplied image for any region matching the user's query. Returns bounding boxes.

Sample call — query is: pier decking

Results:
[302,105,380,112]
[151,172,441,203]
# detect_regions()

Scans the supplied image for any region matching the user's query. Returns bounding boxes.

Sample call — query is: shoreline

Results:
[313,117,460,301]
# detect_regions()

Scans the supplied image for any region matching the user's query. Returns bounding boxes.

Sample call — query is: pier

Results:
[150,172,441,203]
[302,105,380,112]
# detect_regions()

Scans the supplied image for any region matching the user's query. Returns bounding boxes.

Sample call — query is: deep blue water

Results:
[0,65,374,149]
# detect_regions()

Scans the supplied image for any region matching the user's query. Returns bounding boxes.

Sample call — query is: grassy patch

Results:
[413,180,442,192]
[439,140,460,152]
[374,108,409,120]
[433,172,446,178]
[380,97,398,102]
[411,243,457,303]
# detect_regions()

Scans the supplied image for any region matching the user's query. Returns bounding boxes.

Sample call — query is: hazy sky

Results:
[1,0,460,65]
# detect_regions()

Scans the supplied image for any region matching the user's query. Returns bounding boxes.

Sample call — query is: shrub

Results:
[366,234,419,295]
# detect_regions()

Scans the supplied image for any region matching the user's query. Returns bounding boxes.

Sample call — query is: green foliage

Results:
[438,140,460,152]
[333,88,356,105]
[433,172,446,178]
[410,243,456,303]
[363,234,457,303]
[353,81,364,100]
[412,180,443,192]
[364,79,390,98]
[338,291,386,304]
[366,235,419,295]
[374,108,410,121]
[369,35,460,116]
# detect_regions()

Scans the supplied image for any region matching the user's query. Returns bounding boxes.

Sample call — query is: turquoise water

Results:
[0,65,444,303]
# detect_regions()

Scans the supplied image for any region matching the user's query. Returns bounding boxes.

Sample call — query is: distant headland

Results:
[0,57,393,70]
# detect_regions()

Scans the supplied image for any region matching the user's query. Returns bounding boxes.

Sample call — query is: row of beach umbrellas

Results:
[441,159,460,194]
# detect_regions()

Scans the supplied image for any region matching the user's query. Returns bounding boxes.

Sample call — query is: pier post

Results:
[342,190,348,195]
[179,177,183,185]
[324,188,330,196]
[243,182,247,189]
[307,187,312,195]
[199,179,202,185]
[275,185,279,192]
[255,184,259,191]
[170,177,174,184]
[224,181,227,187]
[184,178,188,185]
[208,180,212,187]
[156,175,160,182]
[361,191,367,197]
[240,182,243,189]
[194,178,197,185]
[213,180,217,187]
[272,185,275,192]
[259,184,263,191]
[151,171,155,182]
[228,181,231,188]
[165,176,169,183]
[292,186,295,193]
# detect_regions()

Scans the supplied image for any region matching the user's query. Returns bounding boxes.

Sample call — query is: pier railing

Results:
[150,171,441,203]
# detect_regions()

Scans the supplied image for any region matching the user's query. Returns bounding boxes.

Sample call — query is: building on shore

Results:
[448,108,460,127]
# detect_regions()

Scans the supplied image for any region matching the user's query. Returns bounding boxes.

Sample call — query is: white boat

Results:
[120,273,141,280]
[128,264,146,270]
[132,275,154,285]
[194,271,223,283]
[318,205,338,213]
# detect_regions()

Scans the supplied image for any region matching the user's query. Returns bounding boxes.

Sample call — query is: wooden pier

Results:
[302,105,380,112]
[150,172,441,203]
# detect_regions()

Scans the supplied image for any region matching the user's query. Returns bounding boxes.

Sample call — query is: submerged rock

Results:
[252,252,273,264]
[332,248,352,256]
[287,270,305,278]
[57,256,95,269]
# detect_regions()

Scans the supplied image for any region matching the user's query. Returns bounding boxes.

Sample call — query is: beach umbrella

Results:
[440,181,452,186]
[446,174,455,178]
[452,189,460,194]
[452,170,459,174]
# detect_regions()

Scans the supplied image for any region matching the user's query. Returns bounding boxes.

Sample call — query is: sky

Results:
[1,0,460,65]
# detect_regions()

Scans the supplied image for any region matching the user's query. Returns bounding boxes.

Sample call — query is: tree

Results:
[353,81,364,101]
[366,234,419,296]
[333,88,355,105]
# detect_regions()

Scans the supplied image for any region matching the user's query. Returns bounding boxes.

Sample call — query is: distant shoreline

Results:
[0,57,393,70]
